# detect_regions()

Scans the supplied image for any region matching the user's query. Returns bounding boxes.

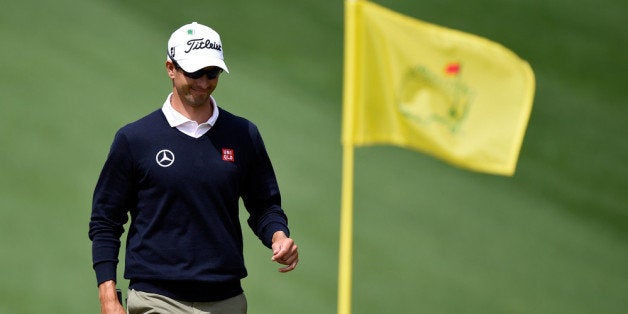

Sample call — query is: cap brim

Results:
[177,58,229,74]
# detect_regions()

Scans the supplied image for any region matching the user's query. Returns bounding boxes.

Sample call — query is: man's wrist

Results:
[98,280,117,302]
[272,230,287,243]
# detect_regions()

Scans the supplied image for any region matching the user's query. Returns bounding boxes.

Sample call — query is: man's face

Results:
[167,62,221,107]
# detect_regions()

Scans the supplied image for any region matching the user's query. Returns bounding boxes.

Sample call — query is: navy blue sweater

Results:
[89,108,289,301]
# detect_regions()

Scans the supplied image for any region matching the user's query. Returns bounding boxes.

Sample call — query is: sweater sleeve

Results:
[88,131,135,285]
[241,124,290,248]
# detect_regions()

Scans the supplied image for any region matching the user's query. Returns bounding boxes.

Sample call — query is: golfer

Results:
[89,22,298,314]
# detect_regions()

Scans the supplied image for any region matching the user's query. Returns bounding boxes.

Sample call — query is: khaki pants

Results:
[127,289,247,314]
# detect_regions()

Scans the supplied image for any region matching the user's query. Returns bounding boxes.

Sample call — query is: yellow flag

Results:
[342,0,535,176]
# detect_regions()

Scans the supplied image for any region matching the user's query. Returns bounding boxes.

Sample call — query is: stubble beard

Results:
[178,84,212,108]
[184,92,211,108]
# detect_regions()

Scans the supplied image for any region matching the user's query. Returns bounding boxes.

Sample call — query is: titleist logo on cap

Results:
[184,38,222,53]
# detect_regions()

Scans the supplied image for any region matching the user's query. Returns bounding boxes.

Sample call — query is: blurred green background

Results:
[0,0,626,313]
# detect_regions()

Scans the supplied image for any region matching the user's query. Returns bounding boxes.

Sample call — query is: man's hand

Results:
[271,231,299,272]
[98,280,125,314]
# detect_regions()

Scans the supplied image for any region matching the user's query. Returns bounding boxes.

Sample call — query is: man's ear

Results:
[166,61,176,79]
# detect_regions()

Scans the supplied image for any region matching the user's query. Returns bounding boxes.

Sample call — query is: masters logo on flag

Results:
[398,63,475,134]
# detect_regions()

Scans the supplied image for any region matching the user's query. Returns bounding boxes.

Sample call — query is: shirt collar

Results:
[161,93,220,127]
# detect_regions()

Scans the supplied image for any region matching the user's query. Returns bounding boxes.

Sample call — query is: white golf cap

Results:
[167,22,229,73]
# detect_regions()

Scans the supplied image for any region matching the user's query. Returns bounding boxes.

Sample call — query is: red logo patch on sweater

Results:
[222,148,235,162]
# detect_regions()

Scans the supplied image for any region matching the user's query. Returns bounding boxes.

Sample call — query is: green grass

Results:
[0,0,626,313]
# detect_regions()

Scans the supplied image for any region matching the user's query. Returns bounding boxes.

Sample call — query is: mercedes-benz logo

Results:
[156,149,175,167]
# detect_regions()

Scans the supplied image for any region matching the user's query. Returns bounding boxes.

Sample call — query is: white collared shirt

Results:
[161,93,219,138]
